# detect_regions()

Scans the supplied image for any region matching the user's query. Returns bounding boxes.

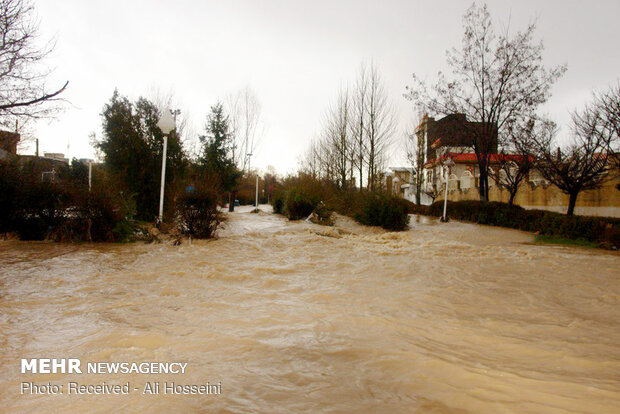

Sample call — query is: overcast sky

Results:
[28,0,620,174]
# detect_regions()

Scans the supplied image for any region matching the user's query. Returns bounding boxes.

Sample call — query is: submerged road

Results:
[1,205,619,413]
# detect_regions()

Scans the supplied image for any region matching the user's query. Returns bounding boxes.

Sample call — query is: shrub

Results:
[0,158,20,233]
[271,191,285,214]
[176,186,222,239]
[394,197,428,215]
[283,189,319,220]
[355,193,410,231]
[0,158,133,242]
[16,217,48,240]
[269,174,411,231]
[309,201,334,225]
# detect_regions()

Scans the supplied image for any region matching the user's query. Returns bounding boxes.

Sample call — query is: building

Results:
[418,113,498,196]
[386,167,413,197]
[386,167,435,205]
[43,152,70,164]
[0,130,19,160]
[386,113,500,204]
[419,113,498,161]
[389,113,619,216]
[423,152,533,194]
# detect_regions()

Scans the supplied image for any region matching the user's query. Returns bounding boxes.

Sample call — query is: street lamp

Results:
[440,157,455,222]
[157,109,176,224]
[246,152,260,213]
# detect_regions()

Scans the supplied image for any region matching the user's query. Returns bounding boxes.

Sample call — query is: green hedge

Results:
[284,188,319,220]
[271,186,410,231]
[0,158,133,242]
[355,193,410,231]
[176,187,222,239]
[426,200,620,247]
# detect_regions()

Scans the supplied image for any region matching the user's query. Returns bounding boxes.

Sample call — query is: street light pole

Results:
[158,134,168,223]
[441,157,455,222]
[255,174,259,213]
[157,109,176,224]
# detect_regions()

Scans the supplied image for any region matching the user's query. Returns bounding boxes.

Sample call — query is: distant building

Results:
[386,167,413,197]
[43,152,70,164]
[419,113,498,162]
[388,112,619,216]
[386,114,499,204]
[0,130,20,160]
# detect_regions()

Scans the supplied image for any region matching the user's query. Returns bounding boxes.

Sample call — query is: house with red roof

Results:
[389,113,619,216]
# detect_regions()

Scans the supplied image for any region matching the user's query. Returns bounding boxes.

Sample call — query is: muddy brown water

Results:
[1,206,619,413]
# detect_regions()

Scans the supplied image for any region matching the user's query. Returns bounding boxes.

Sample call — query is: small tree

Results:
[531,108,617,216]
[199,102,239,204]
[491,120,536,206]
[424,185,441,204]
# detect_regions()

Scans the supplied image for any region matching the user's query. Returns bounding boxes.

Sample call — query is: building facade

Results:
[389,113,620,217]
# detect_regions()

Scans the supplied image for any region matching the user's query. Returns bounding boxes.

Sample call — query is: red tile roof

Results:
[424,152,533,167]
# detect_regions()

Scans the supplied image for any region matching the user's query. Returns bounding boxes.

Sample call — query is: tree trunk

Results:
[358,161,363,192]
[478,170,490,202]
[485,179,490,201]
[228,191,235,212]
[566,191,578,216]
[508,189,517,207]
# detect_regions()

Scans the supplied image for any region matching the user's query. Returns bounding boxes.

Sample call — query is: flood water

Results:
[1,205,619,413]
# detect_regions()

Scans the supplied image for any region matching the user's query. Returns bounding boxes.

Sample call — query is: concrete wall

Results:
[437,175,620,218]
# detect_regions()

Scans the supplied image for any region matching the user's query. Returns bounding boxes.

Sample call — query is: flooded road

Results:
[1,206,619,413]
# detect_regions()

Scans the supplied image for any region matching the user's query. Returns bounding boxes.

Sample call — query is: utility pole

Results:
[255,175,259,213]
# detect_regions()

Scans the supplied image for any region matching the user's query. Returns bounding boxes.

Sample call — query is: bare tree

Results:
[300,137,320,179]
[491,119,536,206]
[351,63,368,191]
[365,62,396,191]
[531,107,618,216]
[147,87,197,159]
[593,83,620,171]
[226,87,262,173]
[322,87,353,189]
[406,113,426,204]
[424,185,441,204]
[303,62,395,192]
[596,83,620,142]
[0,0,68,123]
[405,3,566,202]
